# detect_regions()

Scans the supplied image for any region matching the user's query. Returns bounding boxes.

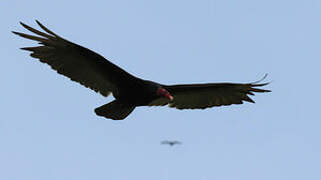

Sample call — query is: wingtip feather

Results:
[35,20,59,37]
[244,96,255,103]
[20,47,34,51]
[20,21,28,28]
[19,21,25,26]
[249,74,271,93]
[12,31,19,35]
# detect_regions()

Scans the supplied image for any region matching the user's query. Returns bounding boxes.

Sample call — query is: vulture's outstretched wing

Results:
[149,77,270,109]
[13,21,136,96]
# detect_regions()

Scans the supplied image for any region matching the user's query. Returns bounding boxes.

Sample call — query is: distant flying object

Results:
[161,140,182,146]
[13,21,270,120]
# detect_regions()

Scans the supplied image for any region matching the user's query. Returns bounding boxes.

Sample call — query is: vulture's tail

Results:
[94,100,135,120]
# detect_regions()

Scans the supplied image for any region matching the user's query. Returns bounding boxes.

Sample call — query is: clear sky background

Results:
[1,0,320,179]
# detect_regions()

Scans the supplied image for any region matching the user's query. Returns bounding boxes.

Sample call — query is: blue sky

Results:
[1,0,321,179]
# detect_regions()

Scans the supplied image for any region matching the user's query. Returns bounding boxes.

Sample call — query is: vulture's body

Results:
[13,21,270,120]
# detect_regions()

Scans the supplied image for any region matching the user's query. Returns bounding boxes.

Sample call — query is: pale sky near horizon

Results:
[1,0,321,179]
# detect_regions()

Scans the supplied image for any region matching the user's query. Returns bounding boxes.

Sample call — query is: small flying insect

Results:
[161,140,182,146]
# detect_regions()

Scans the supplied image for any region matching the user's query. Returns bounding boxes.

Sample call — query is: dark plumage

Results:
[161,140,182,146]
[13,21,271,120]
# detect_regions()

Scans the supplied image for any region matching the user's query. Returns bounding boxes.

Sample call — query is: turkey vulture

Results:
[161,140,182,146]
[13,21,270,120]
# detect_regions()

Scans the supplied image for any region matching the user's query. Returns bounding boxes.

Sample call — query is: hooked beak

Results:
[157,88,174,101]
[166,94,174,101]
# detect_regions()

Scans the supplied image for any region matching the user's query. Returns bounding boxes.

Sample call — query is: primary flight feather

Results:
[13,21,270,120]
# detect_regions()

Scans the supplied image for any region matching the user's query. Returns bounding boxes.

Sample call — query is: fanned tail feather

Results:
[95,100,135,120]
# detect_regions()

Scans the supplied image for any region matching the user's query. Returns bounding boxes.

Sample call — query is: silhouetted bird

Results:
[13,21,271,120]
[161,140,182,146]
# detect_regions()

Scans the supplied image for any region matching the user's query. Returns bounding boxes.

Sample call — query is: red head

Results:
[157,88,173,101]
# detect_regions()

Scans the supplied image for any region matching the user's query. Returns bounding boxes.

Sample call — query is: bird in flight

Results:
[13,21,270,120]
[161,140,182,146]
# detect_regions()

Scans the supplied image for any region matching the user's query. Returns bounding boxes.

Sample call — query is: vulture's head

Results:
[156,87,173,100]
